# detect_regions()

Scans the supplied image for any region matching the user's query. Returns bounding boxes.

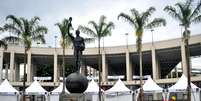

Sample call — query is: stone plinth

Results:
[60,93,85,101]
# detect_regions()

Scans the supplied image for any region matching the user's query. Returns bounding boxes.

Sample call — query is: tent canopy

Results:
[51,83,69,94]
[0,79,19,95]
[105,79,131,93]
[168,74,199,92]
[143,76,163,93]
[85,79,103,93]
[25,80,47,95]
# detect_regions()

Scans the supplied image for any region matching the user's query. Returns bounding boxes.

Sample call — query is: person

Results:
[67,17,85,71]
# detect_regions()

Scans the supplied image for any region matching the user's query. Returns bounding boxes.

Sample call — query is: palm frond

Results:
[4,24,21,35]
[102,22,115,37]
[61,36,72,48]
[145,18,166,29]
[32,26,48,37]
[20,17,31,37]
[99,15,106,33]
[84,38,95,44]
[117,13,136,28]
[1,36,21,43]
[55,23,66,38]
[130,8,140,17]
[164,6,182,21]
[79,15,114,46]
[191,15,201,23]
[30,16,40,26]
[190,1,201,20]
[0,27,4,33]
[6,15,23,31]
[32,34,45,44]
[175,2,185,12]
[55,23,63,33]
[0,40,7,49]
[88,21,99,34]
[177,2,191,17]
[142,7,156,22]
[78,25,97,37]
[186,0,193,8]
[4,15,47,50]
[56,18,72,48]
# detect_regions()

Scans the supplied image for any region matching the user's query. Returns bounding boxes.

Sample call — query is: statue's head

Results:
[76,30,80,36]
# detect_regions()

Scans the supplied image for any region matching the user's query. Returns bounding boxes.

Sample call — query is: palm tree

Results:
[118,7,166,101]
[0,27,7,49]
[3,15,47,101]
[78,15,115,101]
[55,18,72,99]
[0,40,7,49]
[0,28,7,82]
[164,0,201,100]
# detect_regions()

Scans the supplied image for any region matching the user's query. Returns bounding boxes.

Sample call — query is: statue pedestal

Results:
[60,93,85,101]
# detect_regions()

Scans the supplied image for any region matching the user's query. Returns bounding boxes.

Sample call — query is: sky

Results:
[0,0,201,68]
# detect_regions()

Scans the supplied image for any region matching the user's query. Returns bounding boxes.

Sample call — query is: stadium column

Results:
[0,50,3,82]
[27,51,32,82]
[14,62,20,81]
[10,51,15,81]
[54,52,58,82]
[126,49,132,81]
[5,64,8,80]
[152,47,160,79]
[181,41,187,76]
[58,64,61,80]
[102,51,108,82]
[152,46,161,100]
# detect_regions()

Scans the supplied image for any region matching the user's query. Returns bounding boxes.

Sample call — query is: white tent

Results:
[168,74,199,92]
[143,76,163,93]
[25,80,48,101]
[25,80,48,95]
[51,83,69,94]
[84,79,103,101]
[105,79,132,101]
[105,79,131,93]
[85,79,102,93]
[139,76,164,101]
[168,74,200,101]
[0,79,19,101]
[49,83,69,101]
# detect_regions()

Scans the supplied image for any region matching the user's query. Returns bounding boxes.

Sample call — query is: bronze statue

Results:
[65,17,88,95]
[67,17,85,71]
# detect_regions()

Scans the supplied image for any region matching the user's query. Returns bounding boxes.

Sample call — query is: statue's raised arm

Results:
[67,17,74,40]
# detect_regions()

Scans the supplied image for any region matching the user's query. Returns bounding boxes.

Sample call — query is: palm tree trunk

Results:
[184,27,191,101]
[139,50,144,101]
[98,37,102,101]
[23,49,27,101]
[62,47,65,93]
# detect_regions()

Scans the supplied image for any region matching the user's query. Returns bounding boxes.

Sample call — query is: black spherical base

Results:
[66,72,88,93]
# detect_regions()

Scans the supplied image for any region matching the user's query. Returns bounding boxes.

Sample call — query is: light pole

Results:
[54,35,57,51]
[102,37,105,50]
[125,33,128,49]
[151,29,154,45]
